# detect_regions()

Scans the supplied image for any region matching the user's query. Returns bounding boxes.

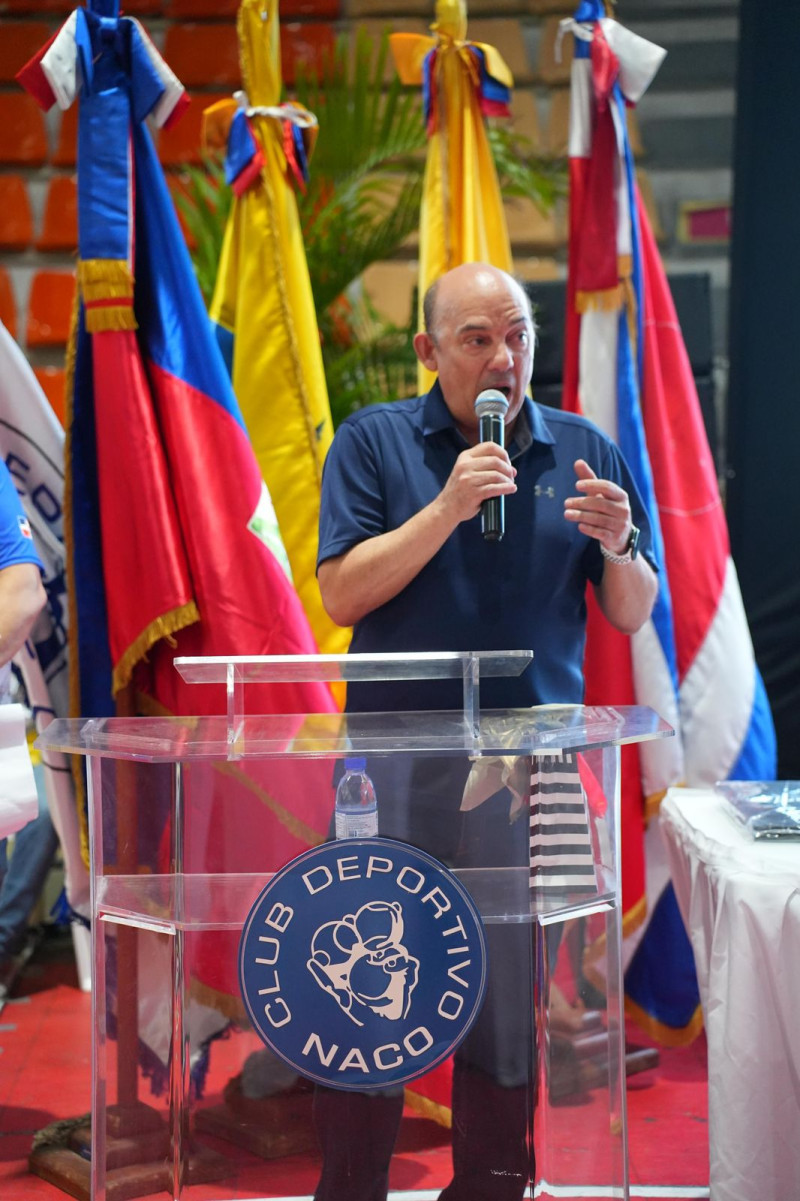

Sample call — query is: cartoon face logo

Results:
[239,839,488,1090]
[307,900,420,1027]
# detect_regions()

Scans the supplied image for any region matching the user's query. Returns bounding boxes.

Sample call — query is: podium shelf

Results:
[95,868,618,931]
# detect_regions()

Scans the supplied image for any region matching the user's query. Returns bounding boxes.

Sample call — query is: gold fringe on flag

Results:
[111,599,200,696]
[77,258,134,291]
[582,876,706,1046]
[215,759,326,848]
[78,259,137,332]
[575,257,635,315]
[80,280,135,302]
[62,289,92,870]
[618,252,633,278]
[403,1087,453,1129]
[575,284,624,314]
[625,994,705,1048]
[191,973,247,1023]
[84,305,138,333]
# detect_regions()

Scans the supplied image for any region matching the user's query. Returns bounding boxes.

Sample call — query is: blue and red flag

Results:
[19,3,338,1060]
[561,2,776,1042]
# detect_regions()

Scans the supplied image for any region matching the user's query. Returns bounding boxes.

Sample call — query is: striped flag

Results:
[561,2,776,1041]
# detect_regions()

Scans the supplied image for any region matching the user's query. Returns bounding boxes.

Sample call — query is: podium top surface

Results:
[37,704,672,761]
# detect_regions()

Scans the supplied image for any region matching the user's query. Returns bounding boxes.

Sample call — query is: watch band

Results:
[600,524,640,565]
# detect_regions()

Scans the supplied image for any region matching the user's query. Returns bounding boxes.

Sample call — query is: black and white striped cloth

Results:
[529,752,598,898]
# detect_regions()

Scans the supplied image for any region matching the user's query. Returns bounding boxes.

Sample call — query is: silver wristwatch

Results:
[600,524,641,565]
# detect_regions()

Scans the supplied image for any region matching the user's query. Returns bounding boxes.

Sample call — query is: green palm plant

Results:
[295,30,425,312]
[175,28,565,425]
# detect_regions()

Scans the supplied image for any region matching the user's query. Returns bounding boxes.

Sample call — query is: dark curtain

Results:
[726,0,800,776]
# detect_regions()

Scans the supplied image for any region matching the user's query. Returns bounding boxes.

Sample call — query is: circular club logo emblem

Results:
[238,838,488,1091]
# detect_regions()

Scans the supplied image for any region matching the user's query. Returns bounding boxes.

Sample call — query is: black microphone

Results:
[474,388,510,542]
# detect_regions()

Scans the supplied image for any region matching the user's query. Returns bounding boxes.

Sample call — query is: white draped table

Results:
[660,787,800,1201]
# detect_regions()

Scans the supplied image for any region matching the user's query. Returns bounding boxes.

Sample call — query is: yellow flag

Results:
[208,0,349,659]
[391,0,515,393]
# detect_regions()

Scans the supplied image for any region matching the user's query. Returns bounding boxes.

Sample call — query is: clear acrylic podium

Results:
[36,652,672,1201]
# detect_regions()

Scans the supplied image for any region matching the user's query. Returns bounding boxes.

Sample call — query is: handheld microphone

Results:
[474,389,509,542]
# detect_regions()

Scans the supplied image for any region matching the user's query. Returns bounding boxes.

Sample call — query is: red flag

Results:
[21,9,338,1054]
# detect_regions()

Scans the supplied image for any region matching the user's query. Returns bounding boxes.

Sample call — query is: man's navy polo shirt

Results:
[318,383,657,713]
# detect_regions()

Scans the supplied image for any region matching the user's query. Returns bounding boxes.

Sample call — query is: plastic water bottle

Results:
[335,757,378,839]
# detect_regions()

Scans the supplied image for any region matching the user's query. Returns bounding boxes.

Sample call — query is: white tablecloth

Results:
[660,788,800,1201]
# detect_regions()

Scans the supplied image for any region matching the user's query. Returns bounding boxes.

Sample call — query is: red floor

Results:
[0,930,709,1200]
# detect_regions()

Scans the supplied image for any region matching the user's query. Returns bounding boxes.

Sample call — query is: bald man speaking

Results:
[315,263,658,1201]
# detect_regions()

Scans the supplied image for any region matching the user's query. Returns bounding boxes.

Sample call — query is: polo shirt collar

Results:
[523,397,556,449]
[422,382,556,453]
[421,381,458,437]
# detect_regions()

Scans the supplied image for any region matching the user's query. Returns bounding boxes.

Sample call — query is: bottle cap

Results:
[343,756,367,772]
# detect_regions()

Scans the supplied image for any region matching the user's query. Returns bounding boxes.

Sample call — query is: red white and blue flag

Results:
[19,1,338,1084]
[562,2,776,1040]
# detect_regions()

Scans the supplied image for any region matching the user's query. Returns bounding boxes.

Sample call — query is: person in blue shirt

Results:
[315,263,658,1201]
[0,457,50,1000]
